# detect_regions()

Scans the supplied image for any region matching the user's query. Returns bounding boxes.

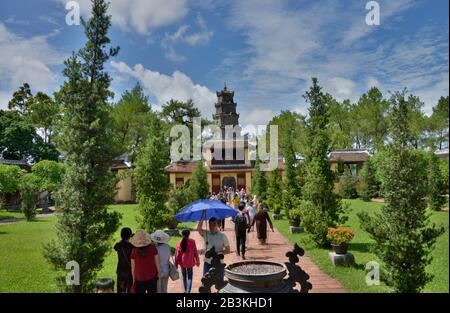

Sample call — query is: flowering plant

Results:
[327,226,355,245]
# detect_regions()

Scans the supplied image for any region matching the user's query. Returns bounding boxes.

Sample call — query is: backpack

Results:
[235,212,248,233]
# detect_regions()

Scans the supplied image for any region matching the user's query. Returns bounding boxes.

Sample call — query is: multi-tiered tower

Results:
[213,84,241,139]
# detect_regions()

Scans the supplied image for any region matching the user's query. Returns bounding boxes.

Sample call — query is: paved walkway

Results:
[167,220,346,293]
[0,212,55,225]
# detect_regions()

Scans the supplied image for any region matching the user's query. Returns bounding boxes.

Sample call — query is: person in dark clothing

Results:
[232,202,250,259]
[250,204,274,245]
[113,227,134,293]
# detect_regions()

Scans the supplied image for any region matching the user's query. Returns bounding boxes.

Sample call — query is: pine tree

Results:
[428,152,445,211]
[43,0,121,292]
[282,131,300,216]
[266,170,283,214]
[299,78,347,246]
[134,117,170,232]
[190,161,210,199]
[358,91,445,293]
[251,151,267,201]
[358,159,378,201]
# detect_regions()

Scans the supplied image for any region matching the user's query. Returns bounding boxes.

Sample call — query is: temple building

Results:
[112,86,370,203]
[165,85,262,193]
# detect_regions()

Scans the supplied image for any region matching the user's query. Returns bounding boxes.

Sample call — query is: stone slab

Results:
[289,226,303,234]
[329,252,355,267]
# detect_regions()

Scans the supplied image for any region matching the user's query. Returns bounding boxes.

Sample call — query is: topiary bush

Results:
[20,174,39,221]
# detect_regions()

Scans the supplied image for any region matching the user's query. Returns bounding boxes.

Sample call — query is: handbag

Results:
[168,259,180,281]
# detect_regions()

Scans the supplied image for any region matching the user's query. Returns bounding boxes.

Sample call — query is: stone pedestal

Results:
[289,226,303,234]
[329,252,355,266]
[272,213,282,220]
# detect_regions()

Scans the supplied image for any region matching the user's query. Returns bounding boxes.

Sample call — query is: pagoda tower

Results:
[212,84,241,139]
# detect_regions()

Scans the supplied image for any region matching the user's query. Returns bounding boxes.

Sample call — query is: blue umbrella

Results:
[175,199,238,222]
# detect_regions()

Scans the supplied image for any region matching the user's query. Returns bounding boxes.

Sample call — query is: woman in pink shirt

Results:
[174,229,200,293]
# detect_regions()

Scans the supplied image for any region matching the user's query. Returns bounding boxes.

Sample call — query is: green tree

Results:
[267,110,305,157]
[134,117,170,232]
[190,161,209,200]
[299,78,347,246]
[8,83,32,115]
[32,160,66,212]
[358,91,445,293]
[266,169,283,214]
[20,173,39,221]
[112,83,152,161]
[43,0,121,293]
[336,169,358,199]
[428,153,445,211]
[282,132,300,216]
[358,159,379,201]
[251,151,268,201]
[0,164,23,209]
[429,96,449,150]
[328,98,354,149]
[0,110,35,160]
[353,87,389,152]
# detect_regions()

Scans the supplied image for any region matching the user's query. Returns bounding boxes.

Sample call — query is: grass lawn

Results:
[0,204,194,292]
[0,210,24,221]
[273,199,449,293]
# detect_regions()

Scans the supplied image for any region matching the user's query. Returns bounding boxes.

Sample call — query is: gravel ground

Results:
[230,263,283,275]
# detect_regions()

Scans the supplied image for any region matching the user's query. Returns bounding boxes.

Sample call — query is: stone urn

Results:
[289,219,300,227]
[331,243,349,255]
[221,261,292,293]
[199,244,313,293]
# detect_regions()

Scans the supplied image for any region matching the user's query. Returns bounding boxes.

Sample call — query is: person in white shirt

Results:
[196,212,230,278]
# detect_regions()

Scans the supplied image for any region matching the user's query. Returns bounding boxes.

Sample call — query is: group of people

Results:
[113,190,274,293]
[114,228,199,293]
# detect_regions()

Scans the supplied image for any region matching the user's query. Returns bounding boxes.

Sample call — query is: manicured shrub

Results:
[336,171,358,199]
[428,153,446,211]
[358,159,379,201]
[20,174,39,221]
[358,91,445,293]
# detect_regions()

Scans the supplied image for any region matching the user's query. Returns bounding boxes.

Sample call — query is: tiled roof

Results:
[0,159,29,166]
[328,150,370,163]
[111,160,132,170]
[165,161,199,173]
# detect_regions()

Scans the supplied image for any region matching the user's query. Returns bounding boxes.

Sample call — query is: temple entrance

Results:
[222,176,236,190]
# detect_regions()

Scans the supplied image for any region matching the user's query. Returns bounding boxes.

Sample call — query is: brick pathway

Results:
[167,219,346,293]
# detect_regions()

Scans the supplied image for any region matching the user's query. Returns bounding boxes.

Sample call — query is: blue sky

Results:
[0,0,448,125]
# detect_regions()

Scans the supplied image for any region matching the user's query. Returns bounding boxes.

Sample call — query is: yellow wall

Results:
[115,169,134,203]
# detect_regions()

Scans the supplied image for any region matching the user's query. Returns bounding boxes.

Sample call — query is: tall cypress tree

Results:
[358,91,445,292]
[266,169,283,214]
[427,152,445,211]
[134,117,170,232]
[358,159,379,201]
[251,151,267,201]
[190,161,210,199]
[299,78,346,246]
[43,0,120,292]
[282,132,300,216]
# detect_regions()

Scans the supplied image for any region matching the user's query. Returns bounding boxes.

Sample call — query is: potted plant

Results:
[327,226,355,254]
[288,208,301,227]
[272,207,282,220]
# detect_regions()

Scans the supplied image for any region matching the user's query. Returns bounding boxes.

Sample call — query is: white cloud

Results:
[161,14,213,61]
[326,77,358,102]
[0,24,64,108]
[221,0,447,121]
[57,0,188,35]
[110,61,216,117]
